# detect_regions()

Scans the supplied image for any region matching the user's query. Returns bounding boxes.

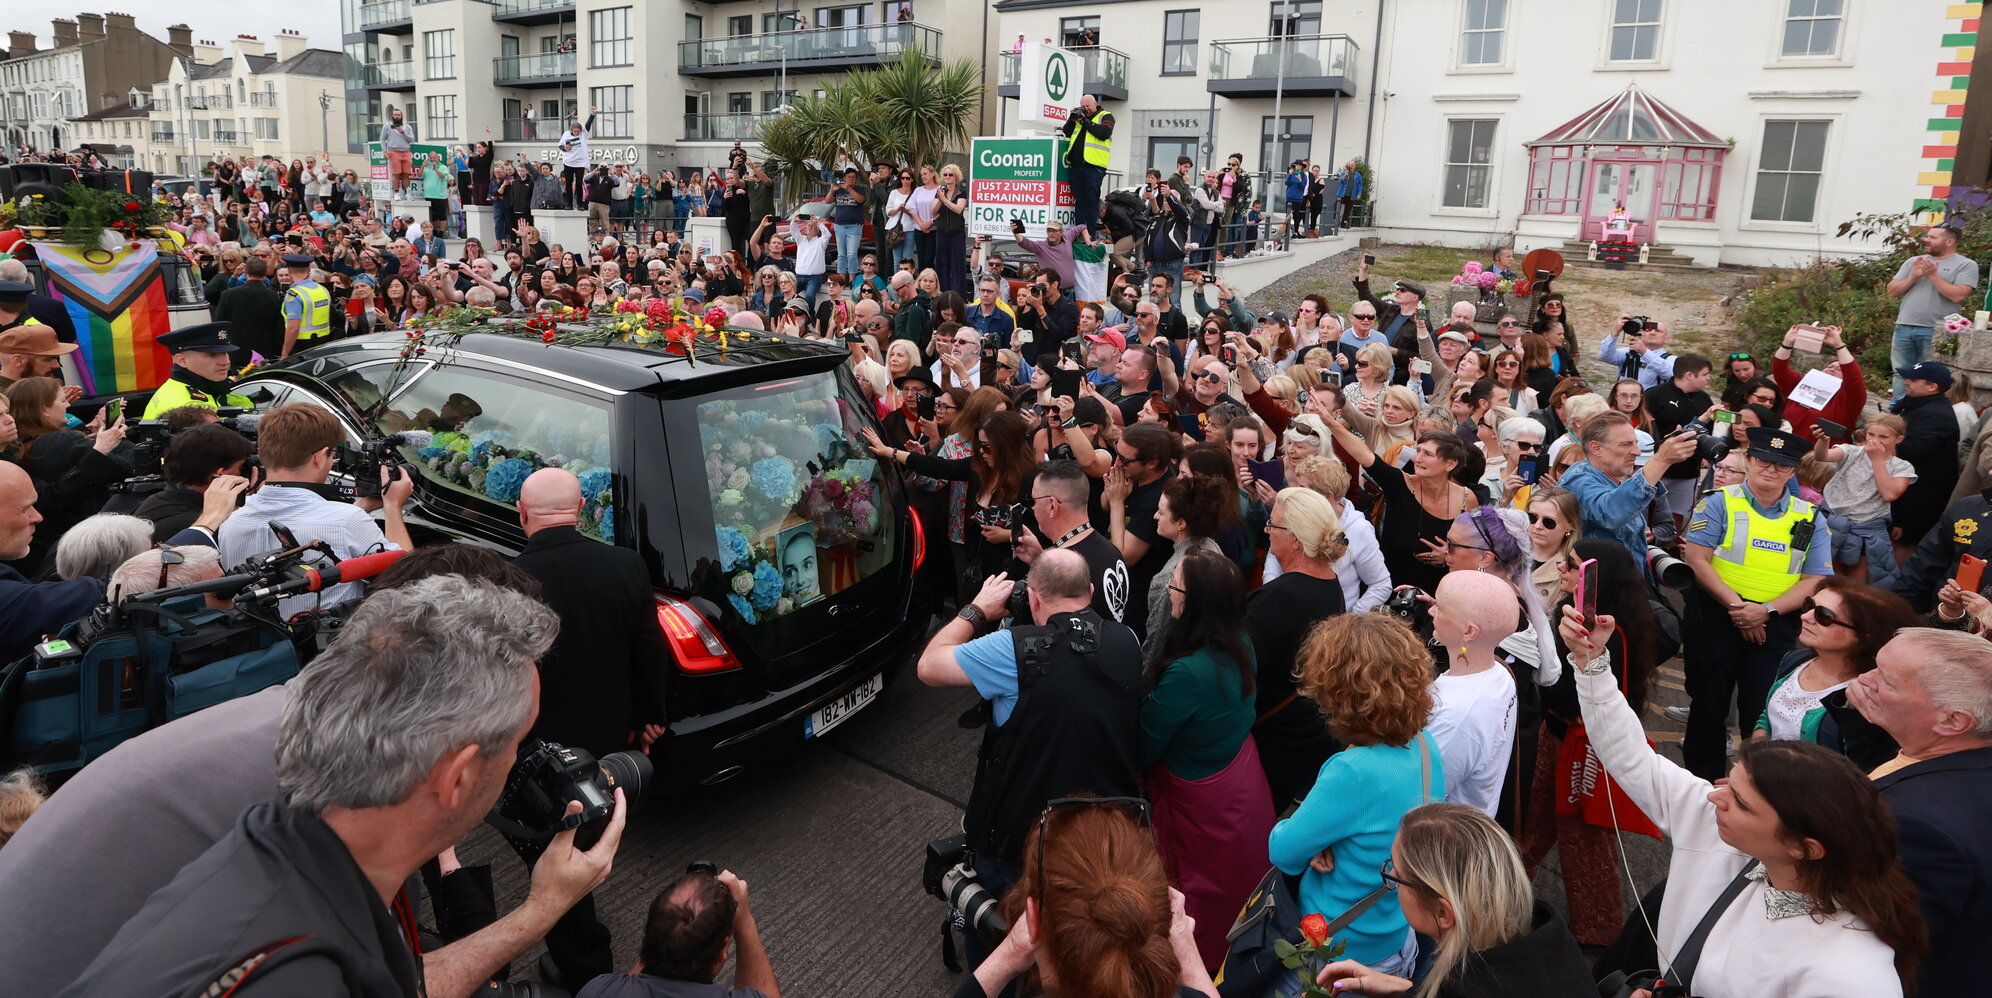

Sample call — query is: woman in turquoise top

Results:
[630,175,653,216]
[1268,611,1443,982]
[1139,549,1273,972]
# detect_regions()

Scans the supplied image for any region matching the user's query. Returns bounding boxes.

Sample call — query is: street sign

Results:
[1017,42,1081,126]
[968,136,1073,240]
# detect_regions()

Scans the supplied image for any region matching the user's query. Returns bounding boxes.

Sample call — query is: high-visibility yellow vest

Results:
[142,374,255,419]
[287,281,332,342]
[1066,108,1112,168]
[1708,484,1814,603]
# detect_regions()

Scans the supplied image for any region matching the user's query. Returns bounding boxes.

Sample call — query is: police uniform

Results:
[1679,427,1834,780]
[1892,487,1992,611]
[0,279,44,335]
[279,254,331,356]
[0,283,78,392]
[143,323,255,419]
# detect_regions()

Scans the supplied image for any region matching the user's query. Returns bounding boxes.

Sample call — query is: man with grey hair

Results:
[1847,627,1992,997]
[57,575,627,998]
[111,543,223,598]
[53,513,155,583]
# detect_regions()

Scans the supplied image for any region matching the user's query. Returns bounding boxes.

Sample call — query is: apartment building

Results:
[67,100,151,170]
[0,13,191,155]
[337,0,994,179]
[142,33,348,179]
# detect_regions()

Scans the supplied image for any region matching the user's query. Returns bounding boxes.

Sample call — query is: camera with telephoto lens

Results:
[1646,546,1693,591]
[923,835,1009,948]
[1676,421,1732,465]
[490,738,652,852]
[1622,315,1650,337]
[343,431,428,499]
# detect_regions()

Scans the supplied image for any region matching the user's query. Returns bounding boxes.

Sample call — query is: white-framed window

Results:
[425,94,459,140]
[1751,119,1829,223]
[592,85,633,139]
[423,29,456,79]
[590,7,633,67]
[1443,119,1498,208]
[255,118,280,141]
[1781,0,1843,58]
[1459,0,1507,66]
[1609,0,1663,62]
[1162,10,1199,76]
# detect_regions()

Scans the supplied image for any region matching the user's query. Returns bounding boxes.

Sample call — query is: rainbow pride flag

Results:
[29,239,173,397]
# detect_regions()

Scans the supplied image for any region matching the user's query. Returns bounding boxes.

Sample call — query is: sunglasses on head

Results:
[1729,353,1753,361]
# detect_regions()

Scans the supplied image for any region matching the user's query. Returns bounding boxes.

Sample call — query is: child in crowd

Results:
[1815,413,1917,587]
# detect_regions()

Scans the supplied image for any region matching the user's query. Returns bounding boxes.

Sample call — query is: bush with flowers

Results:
[1448,260,1514,304]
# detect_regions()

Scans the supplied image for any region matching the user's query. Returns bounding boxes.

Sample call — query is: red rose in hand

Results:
[1299,913,1330,948]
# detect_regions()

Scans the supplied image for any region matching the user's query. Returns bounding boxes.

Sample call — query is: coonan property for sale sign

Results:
[969,137,1074,240]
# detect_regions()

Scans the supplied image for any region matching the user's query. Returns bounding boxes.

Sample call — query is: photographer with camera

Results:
[1558,411,1699,572]
[56,572,632,998]
[217,403,412,615]
[916,549,1144,968]
[578,866,779,998]
[132,422,257,541]
[1598,314,1677,390]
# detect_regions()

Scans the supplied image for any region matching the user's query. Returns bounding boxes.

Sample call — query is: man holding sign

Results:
[1062,94,1114,236]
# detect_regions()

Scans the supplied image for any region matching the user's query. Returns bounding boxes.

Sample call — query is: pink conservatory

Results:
[1524,85,1728,246]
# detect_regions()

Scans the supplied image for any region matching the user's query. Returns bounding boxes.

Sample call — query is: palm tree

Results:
[753,51,983,207]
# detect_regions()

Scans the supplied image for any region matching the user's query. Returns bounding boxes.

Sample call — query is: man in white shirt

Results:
[1597,315,1677,389]
[558,107,597,209]
[216,404,413,617]
[791,216,832,305]
[933,324,986,391]
[1425,569,1520,816]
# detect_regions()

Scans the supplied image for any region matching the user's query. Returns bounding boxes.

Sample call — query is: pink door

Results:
[1582,160,1657,243]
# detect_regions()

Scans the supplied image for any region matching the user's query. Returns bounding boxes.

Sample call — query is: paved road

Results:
[460,648,1694,996]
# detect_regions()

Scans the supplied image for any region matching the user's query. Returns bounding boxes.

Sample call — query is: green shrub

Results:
[1733,200,1992,391]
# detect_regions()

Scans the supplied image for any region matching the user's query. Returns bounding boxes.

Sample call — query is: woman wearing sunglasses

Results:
[970,799,1218,998]
[1270,612,1442,982]
[1313,803,1594,998]
[1750,579,1918,770]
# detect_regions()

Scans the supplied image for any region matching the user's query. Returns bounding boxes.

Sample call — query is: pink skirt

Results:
[1147,734,1277,973]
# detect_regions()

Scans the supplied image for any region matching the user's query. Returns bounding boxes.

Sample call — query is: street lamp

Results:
[318,90,332,153]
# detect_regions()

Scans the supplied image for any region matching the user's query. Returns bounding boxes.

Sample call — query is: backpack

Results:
[0,596,300,775]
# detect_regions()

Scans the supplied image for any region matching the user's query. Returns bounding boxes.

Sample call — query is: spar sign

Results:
[969,137,1074,239]
[1018,42,1081,125]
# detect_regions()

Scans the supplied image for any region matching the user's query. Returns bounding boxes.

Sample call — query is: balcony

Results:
[249,92,278,107]
[500,118,572,142]
[683,111,777,142]
[212,129,240,144]
[359,0,413,32]
[363,61,417,91]
[996,45,1130,103]
[679,22,941,79]
[493,51,576,87]
[150,129,176,143]
[1206,34,1359,98]
[492,0,575,26]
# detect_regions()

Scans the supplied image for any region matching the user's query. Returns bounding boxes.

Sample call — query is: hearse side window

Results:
[374,367,617,541]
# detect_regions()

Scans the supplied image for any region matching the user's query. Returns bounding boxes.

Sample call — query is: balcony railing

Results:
[501,118,570,142]
[1206,34,1359,97]
[683,111,776,142]
[363,61,416,88]
[212,130,240,144]
[996,44,1131,102]
[150,129,175,143]
[492,0,575,24]
[678,22,941,76]
[493,51,577,86]
[359,0,413,30]
[249,92,278,107]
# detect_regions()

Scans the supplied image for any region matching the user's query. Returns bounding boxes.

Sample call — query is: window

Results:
[727,15,752,36]
[1148,137,1198,176]
[591,86,633,138]
[1443,119,1497,208]
[590,7,632,67]
[1608,0,1662,61]
[1781,0,1843,57]
[763,10,806,32]
[374,368,618,542]
[762,90,798,111]
[728,91,753,113]
[501,35,520,58]
[685,15,703,41]
[1460,0,1507,65]
[1752,120,1828,223]
[1162,11,1199,75]
[1526,147,1584,214]
[1059,16,1099,48]
[1260,115,1314,184]
[252,118,276,140]
[422,30,456,79]
[425,95,458,140]
[1270,0,1321,36]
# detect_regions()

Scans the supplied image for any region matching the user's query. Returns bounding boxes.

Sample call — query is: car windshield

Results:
[373,366,618,541]
[695,369,894,625]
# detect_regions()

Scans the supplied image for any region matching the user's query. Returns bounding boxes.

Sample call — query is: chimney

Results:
[193,39,224,66]
[103,11,135,33]
[166,23,192,51]
[7,31,36,59]
[50,18,78,49]
[231,34,261,64]
[272,29,307,64]
[76,13,105,43]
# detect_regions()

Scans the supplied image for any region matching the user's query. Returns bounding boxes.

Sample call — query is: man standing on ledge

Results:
[1061,94,1114,237]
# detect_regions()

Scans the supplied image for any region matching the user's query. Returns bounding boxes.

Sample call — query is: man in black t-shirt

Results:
[1644,352,1714,530]
[1016,460,1128,622]
[1110,424,1179,639]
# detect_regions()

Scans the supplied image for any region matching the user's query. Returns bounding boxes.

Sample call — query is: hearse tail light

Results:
[656,594,742,674]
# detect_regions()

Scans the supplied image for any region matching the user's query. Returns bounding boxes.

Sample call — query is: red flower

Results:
[123,201,141,213]
[1299,913,1330,948]
[822,477,845,500]
[703,306,730,329]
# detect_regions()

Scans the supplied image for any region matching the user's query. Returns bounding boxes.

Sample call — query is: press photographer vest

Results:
[1709,484,1815,603]
[963,609,1143,865]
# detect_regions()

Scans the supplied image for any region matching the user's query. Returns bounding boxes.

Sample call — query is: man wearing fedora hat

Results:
[142,324,255,420]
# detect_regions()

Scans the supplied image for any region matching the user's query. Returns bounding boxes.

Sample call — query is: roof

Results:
[1527,84,1726,149]
[188,54,275,81]
[70,103,149,121]
[260,48,344,79]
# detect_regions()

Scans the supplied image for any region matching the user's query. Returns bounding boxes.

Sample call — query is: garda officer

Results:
[1060,93,1114,236]
[0,279,44,335]
[279,253,331,359]
[1678,426,1833,781]
[1893,443,1992,611]
[142,323,254,419]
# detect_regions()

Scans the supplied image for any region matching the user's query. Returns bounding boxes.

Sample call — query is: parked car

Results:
[239,322,933,791]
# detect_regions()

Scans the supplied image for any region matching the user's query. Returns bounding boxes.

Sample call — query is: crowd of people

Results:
[0,114,1989,998]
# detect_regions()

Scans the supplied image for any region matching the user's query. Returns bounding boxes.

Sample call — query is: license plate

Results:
[803,673,883,739]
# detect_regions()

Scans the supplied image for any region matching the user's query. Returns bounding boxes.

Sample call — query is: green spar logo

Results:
[1044,52,1070,103]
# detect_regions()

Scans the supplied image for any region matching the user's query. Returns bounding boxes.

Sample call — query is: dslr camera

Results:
[923,835,1009,951]
[1621,315,1650,337]
[489,738,652,852]
[342,431,427,499]
[1383,586,1433,638]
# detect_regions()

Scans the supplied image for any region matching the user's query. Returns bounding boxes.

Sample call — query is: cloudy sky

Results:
[10,3,343,52]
